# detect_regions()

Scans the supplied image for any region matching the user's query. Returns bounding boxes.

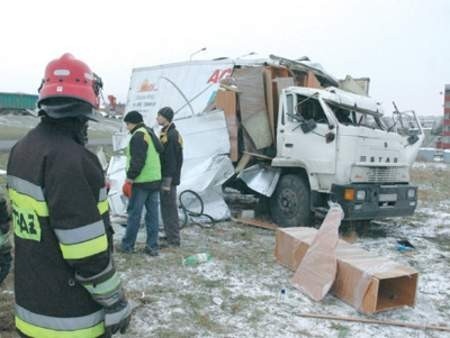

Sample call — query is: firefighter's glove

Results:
[122,181,133,198]
[104,297,132,336]
[161,177,172,192]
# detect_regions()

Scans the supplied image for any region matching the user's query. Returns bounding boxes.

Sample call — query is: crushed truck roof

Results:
[289,86,384,116]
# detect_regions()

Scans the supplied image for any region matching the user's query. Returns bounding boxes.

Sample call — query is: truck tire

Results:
[270,174,312,227]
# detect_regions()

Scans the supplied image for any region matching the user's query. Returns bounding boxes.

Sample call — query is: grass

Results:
[0,127,115,141]
[411,163,450,204]
[0,127,33,140]
[330,323,350,338]
[0,114,121,141]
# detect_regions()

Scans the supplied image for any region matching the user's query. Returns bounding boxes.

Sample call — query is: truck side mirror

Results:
[325,132,335,143]
[301,119,317,133]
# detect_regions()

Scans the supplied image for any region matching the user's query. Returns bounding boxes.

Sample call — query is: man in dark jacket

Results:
[120,110,162,256]
[0,193,11,285]
[157,107,183,247]
[7,53,130,337]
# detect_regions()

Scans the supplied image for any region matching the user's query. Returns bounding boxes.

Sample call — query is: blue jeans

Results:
[121,187,159,251]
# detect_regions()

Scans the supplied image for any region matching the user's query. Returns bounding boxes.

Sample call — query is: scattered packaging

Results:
[291,204,344,301]
[275,225,418,314]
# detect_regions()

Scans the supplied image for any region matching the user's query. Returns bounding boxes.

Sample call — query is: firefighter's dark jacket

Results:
[160,123,183,186]
[126,123,162,190]
[7,117,123,338]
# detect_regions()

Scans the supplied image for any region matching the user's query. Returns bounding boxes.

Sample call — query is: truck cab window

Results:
[295,94,327,124]
[336,108,354,125]
[360,114,382,129]
[329,104,356,126]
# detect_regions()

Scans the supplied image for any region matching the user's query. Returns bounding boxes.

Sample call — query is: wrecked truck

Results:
[107,55,424,227]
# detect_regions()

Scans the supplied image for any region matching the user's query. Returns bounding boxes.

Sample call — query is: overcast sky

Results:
[1,0,449,116]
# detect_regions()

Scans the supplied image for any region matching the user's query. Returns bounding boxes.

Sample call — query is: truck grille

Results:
[352,166,408,183]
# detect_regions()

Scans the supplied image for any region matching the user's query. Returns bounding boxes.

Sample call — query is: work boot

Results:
[116,245,133,254]
[144,247,159,257]
[159,240,180,249]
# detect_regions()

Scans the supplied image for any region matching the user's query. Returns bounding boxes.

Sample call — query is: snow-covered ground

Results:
[1,162,449,337]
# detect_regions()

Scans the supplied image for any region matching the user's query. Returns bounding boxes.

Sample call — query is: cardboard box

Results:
[275,227,418,314]
[290,205,343,301]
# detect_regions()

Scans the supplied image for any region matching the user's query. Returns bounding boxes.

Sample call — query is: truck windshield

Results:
[327,103,385,130]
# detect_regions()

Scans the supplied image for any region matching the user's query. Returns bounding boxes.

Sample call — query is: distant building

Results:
[0,92,37,114]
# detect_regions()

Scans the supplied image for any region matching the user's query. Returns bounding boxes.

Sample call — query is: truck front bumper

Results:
[331,183,418,220]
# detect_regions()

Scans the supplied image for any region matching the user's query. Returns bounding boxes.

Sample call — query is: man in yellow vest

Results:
[120,111,162,256]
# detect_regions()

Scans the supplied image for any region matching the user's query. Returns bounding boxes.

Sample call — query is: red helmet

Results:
[38,53,102,108]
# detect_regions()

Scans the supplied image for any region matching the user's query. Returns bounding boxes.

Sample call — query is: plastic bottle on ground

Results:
[277,288,287,303]
[183,253,212,266]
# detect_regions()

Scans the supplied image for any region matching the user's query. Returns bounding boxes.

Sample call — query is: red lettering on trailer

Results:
[207,68,232,84]
[139,79,158,92]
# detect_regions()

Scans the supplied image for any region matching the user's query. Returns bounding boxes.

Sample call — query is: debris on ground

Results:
[276,207,418,314]
[290,203,344,301]
[183,253,213,267]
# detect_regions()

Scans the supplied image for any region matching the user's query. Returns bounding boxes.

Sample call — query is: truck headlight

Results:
[407,189,416,199]
[344,188,355,201]
[356,190,366,201]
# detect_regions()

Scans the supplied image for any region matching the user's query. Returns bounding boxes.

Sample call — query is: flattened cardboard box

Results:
[275,227,418,314]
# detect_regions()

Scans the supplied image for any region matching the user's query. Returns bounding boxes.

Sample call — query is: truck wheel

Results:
[270,174,312,227]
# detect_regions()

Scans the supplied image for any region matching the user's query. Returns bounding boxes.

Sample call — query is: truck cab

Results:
[270,86,424,226]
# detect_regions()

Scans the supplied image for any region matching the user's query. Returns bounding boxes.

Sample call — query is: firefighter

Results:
[0,193,12,285]
[7,53,131,337]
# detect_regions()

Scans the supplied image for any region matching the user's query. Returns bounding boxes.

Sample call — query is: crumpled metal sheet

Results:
[238,164,281,197]
[106,155,128,216]
[179,154,235,221]
[112,132,129,152]
[176,110,231,172]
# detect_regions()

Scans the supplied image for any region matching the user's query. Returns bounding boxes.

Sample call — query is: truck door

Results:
[278,92,337,177]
